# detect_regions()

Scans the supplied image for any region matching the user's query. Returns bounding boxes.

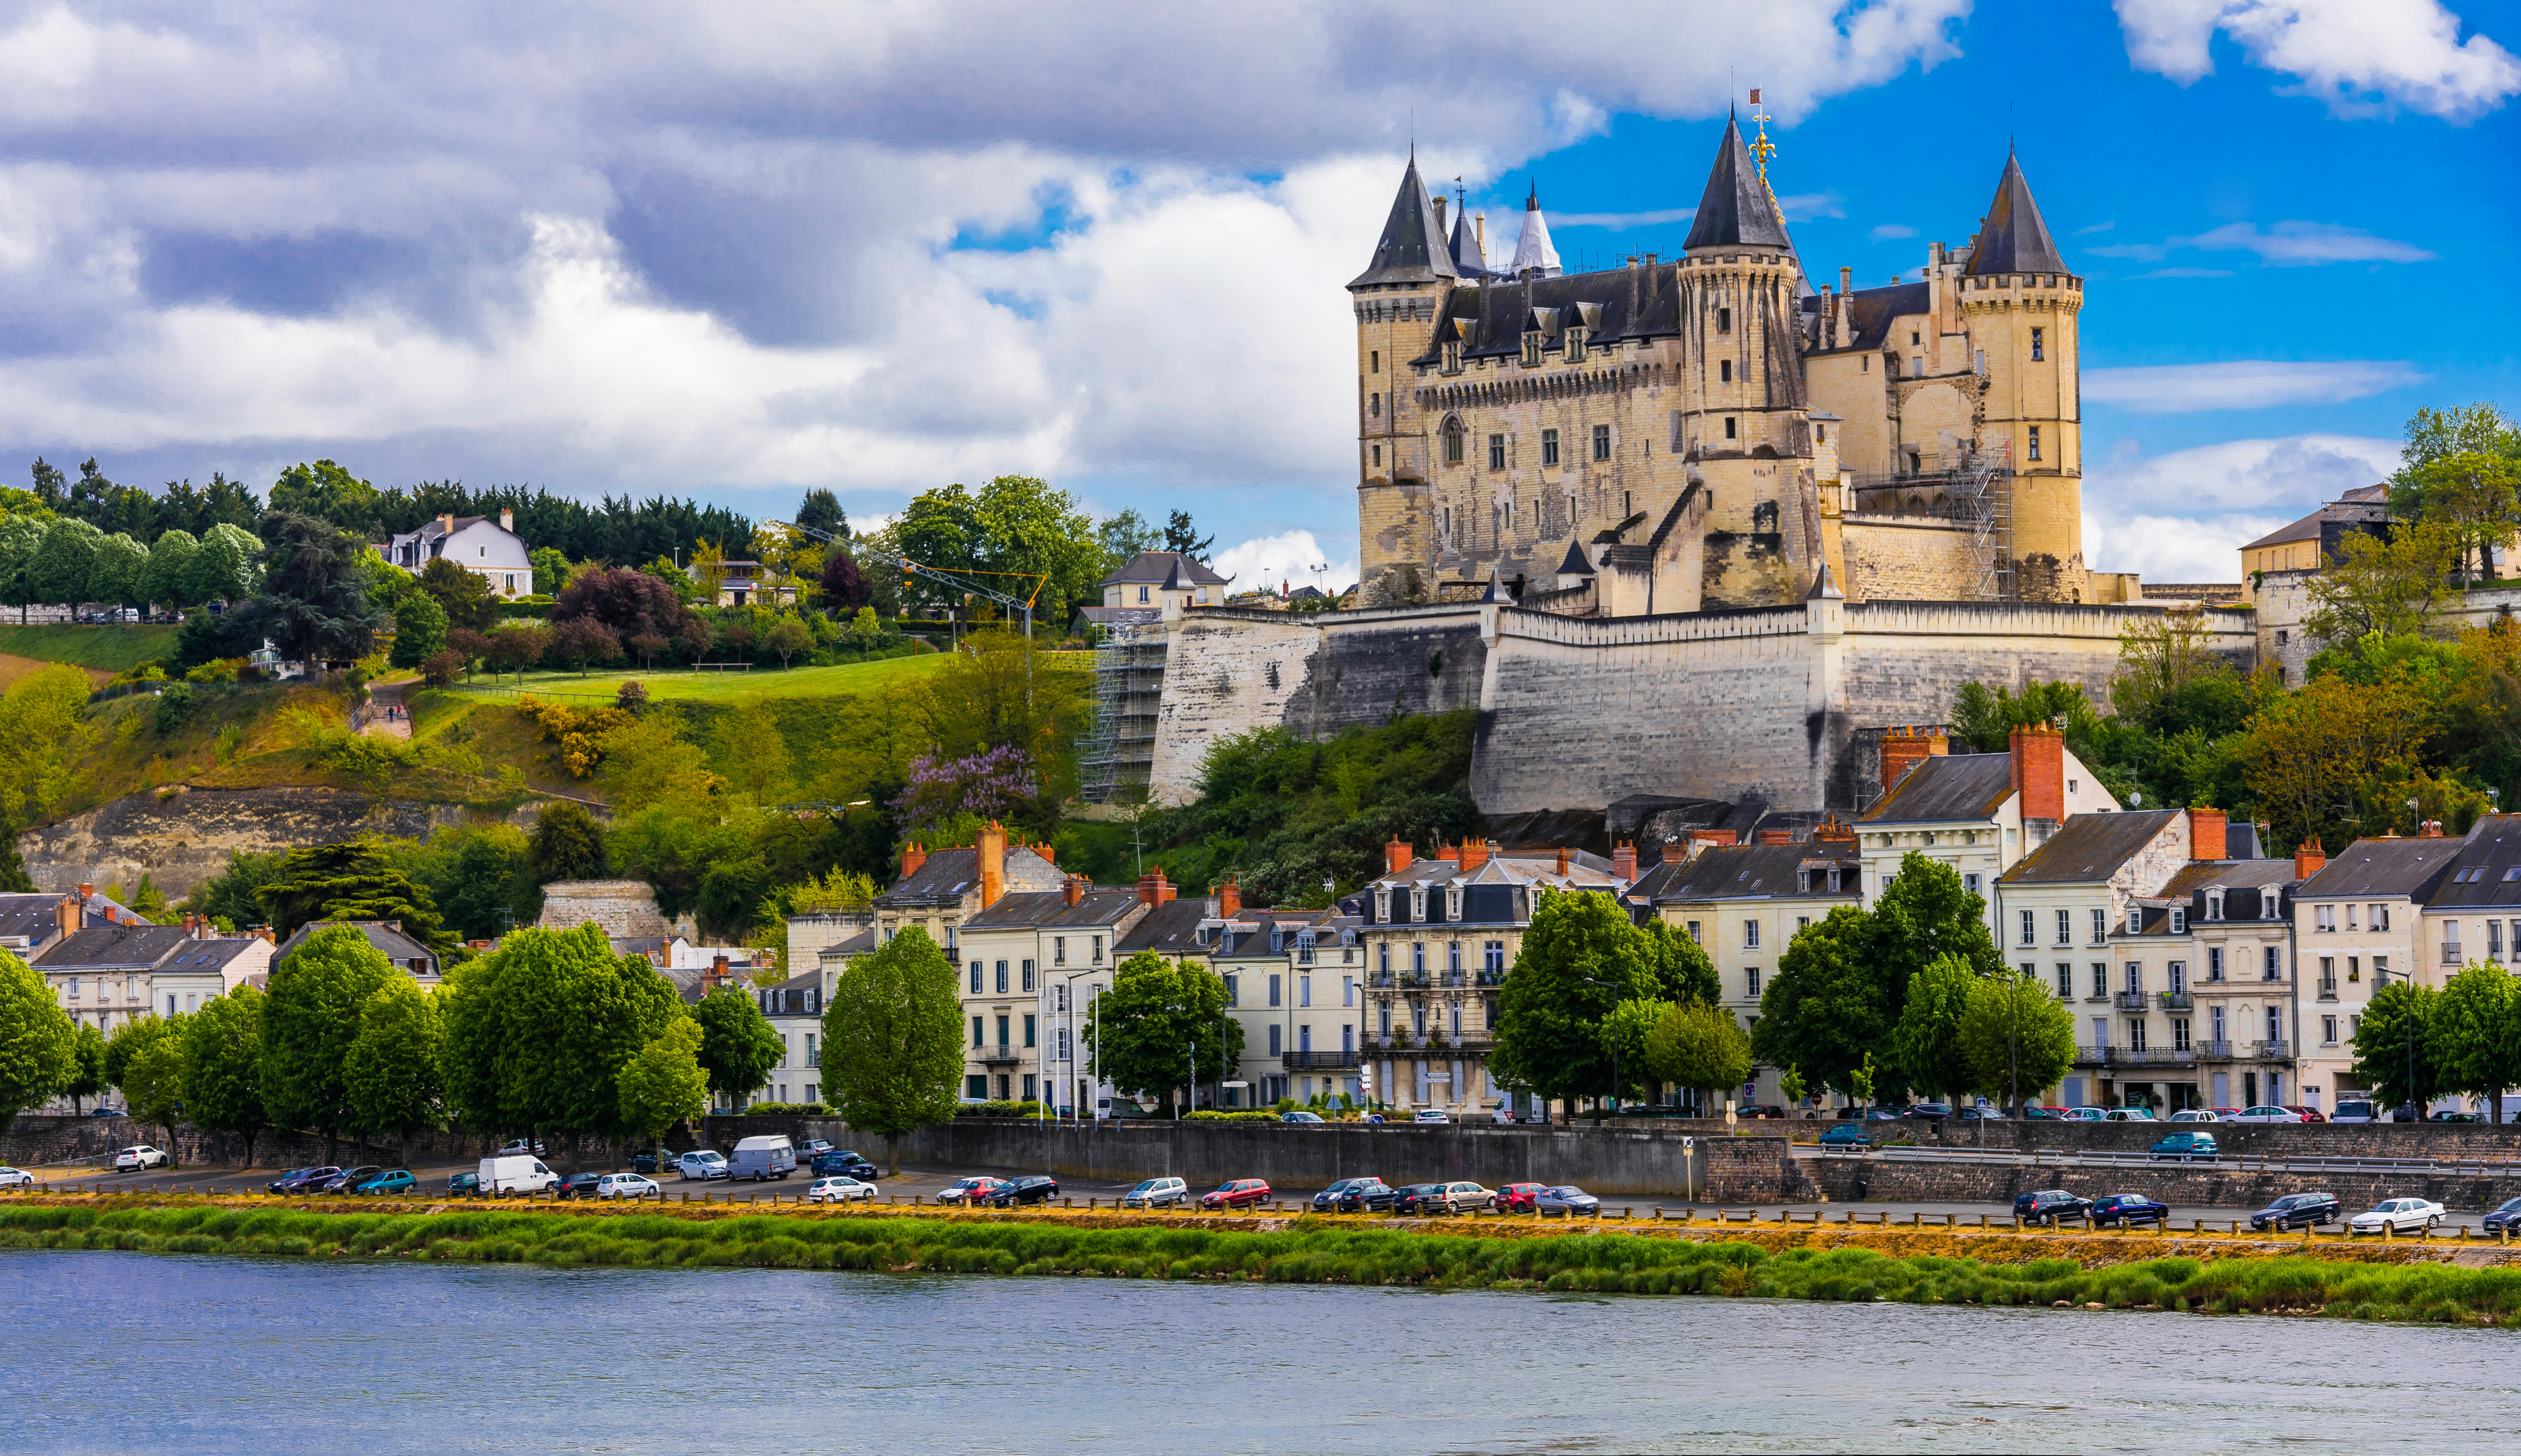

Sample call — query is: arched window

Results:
[1442,416,1466,466]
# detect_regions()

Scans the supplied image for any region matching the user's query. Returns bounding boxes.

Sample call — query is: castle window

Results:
[1861,355,1869,373]
[1816,424,1827,443]
[1542,429,1560,467]
[1522,332,1542,368]
[1725,417,1737,440]
[1592,425,1611,462]
[1720,359,1732,383]
[1371,349,1379,372]
[1488,434,1506,471]
[2031,327,2045,361]
[1372,445,1382,467]
[1718,307,1732,333]
[1911,331,1920,346]
[1442,339,1462,374]
[1566,327,1586,364]
[1443,418,1465,466]
[1370,392,1380,417]
[2027,427,2042,462]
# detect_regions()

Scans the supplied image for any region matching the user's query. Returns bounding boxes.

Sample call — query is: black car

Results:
[2014,1190,2091,1227]
[2089,1193,2170,1228]
[553,1172,604,1200]
[986,1175,1059,1208]
[1903,1103,1954,1121]
[630,1150,668,1175]
[813,1150,881,1179]
[1389,1183,1447,1216]
[272,1166,340,1194]
[1336,1180,1398,1214]
[2251,1192,2341,1231]
[321,1165,382,1195]
[448,1172,481,1197]
[1312,1177,1386,1213]
[2485,1197,2521,1234]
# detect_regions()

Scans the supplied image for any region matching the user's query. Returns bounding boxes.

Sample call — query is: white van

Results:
[2330,1099,2378,1124]
[479,1154,560,1195]
[730,1135,796,1182]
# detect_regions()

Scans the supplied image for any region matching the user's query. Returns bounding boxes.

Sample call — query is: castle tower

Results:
[1509,185,1562,278]
[1674,109,1821,607]
[1350,152,1460,587]
[1960,150,2084,601]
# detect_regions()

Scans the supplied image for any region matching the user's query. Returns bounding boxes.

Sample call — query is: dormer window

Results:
[1442,338,1462,374]
[1377,889,1393,923]
[2127,907,2142,935]
[1565,326,1586,364]
[1409,887,1425,922]
[2262,890,2279,919]
[1446,885,1462,920]
[1522,332,1543,368]
[2206,893,2223,922]
[2170,907,2186,934]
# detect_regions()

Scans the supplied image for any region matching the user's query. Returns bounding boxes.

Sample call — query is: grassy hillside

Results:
[432,652,948,703]
[0,652,113,691]
[0,623,177,672]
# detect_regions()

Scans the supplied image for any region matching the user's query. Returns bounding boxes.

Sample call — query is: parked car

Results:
[480,1155,560,1196]
[2061,1108,2108,1122]
[2231,1106,2302,1124]
[2210,1108,2244,1120]
[355,1170,417,1196]
[730,1135,797,1181]
[1954,1106,2006,1122]
[2149,1131,2219,1162]
[2481,1196,2521,1234]
[2350,1197,2445,1236]
[807,1176,877,1204]
[1741,1105,1787,1120]
[1388,1183,1446,1215]
[2283,1106,2328,1123]
[0,1166,31,1189]
[2021,1106,2068,1120]
[1335,1179,1397,1214]
[1281,1111,1327,1123]
[2167,1109,2220,1123]
[1902,1103,1953,1122]
[1201,1178,1272,1210]
[1424,1181,1497,1215]
[1496,1182,1548,1213]
[553,1172,605,1200]
[2089,1193,2171,1228]
[1863,1109,1903,1121]
[1412,1108,1452,1124]
[2015,1190,2091,1227]
[1536,1185,1602,1218]
[677,1150,730,1182]
[2249,1192,2340,1231]
[497,1139,546,1158]
[797,1140,836,1160]
[1313,1177,1384,1213]
[812,1150,881,1179]
[323,1165,384,1194]
[113,1145,169,1172]
[2102,1108,2155,1122]
[265,1167,315,1193]
[1122,1177,1191,1209]
[629,1150,670,1175]
[1819,1122,1872,1148]
[2330,1100,2379,1124]
[985,1175,1059,1208]
[596,1173,660,1201]
[936,1176,1010,1205]
[2429,1110,2483,1123]
[448,1172,480,1197]
[271,1166,338,1194]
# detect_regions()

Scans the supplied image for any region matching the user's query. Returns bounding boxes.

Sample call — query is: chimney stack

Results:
[2186,806,2228,861]
[2293,837,2327,881]
[1813,815,1856,843]
[1384,839,1414,876]
[1136,870,1176,908]
[711,954,729,985]
[1218,877,1242,919]
[56,892,80,944]
[1433,840,1463,867]
[1036,844,1055,866]
[1684,829,1737,858]
[2008,724,2065,823]
[2418,819,2445,838]
[1554,847,1569,876]
[1878,726,1949,795]
[500,508,515,532]
[1758,829,1795,845]
[1062,874,1084,908]
[1611,841,1637,882]
[438,513,454,536]
[252,925,275,944]
[1459,840,1494,873]
[900,841,927,878]
[978,821,1007,908]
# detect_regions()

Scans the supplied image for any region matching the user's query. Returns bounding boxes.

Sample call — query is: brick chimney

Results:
[1554,847,1569,876]
[711,953,729,985]
[1758,829,1795,845]
[2008,724,2065,823]
[1062,874,1084,908]
[1035,844,1055,866]
[1218,876,1242,919]
[900,841,927,878]
[1432,840,1463,866]
[56,893,80,944]
[2293,837,2327,881]
[1611,841,1637,882]
[1878,725,1949,794]
[252,925,275,944]
[1384,838,1414,876]
[978,820,1007,908]
[2187,806,2228,861]
[438,512,454,536]
[1686,829,1737,849]
[2418,820,2445,838]
[500,508,515,532]
[1459,840,1494,873]
[1813,814,1856,843]
[1137,870,1176,908]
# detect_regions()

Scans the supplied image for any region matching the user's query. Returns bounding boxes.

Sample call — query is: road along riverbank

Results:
[7,1194,2520,1326]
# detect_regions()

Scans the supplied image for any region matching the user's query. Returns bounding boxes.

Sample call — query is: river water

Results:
[7,1250,2516,1452]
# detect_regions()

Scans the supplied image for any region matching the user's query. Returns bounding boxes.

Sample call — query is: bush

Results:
[616,680,649,712]
[739,1102,834,1117]
[420,649,466,688]
[954,1100,1046,1118]
[184,657,238,685]
[153,681,197,734]
[1186,1110,1279,1122]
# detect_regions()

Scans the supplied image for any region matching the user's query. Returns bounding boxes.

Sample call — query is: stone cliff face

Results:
[16,786,536,900]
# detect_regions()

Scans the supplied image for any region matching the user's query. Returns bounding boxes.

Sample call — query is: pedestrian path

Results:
[361,678,413,740]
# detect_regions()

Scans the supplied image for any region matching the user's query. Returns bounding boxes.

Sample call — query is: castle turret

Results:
[1447,198,1491,279]
[1509,185,1561,278]
[1960,148,2084,601]
[1351,152,1461,585]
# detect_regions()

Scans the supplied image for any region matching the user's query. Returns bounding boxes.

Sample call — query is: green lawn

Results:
[442,653,949,702]
[0,622,177,671]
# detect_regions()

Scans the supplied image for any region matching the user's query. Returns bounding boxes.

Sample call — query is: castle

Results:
[1352,108,2090,610]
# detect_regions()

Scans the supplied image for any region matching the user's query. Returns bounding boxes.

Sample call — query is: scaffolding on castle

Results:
[1849,449,2015,601]
[1079,623,1166,805]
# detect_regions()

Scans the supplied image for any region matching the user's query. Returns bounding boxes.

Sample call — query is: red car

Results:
[1498,1182,1548,1213]
[1200,1178,1272,1210]
[2285,1106,2328,1123]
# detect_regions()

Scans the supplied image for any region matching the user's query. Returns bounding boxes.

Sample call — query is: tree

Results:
[180,986,267,1166]
[595,715,715,812]
[189,522,262,605]
[821,926,962,1172]
[1097,509,1160,576]
[474,925,679,1150]
[530,546,571,596]
[145,529,200,612]
[59,1020,107,1114]
[255,841,457,957]
[547,614,623,676]
[2237,672,2429,853]
[2111,607,2232,735]
[2413,452,2521,582]
[692,984,785,1106]
[1751,905,1888,1101]
[1866,853,2005,1007]
[795,487,847,542]
[2350,980,2441,1115]
[344,977,445,1165]
[1487,889,1655,1108]
[1639,1000,1753,1112]
[119,1017,189,1160]
[0,664,97,835]
[820,549,868,615]
[717,703,794,807]
[2302,519,2459,647]
[552,566,696,641]
[616,1013,709,1153]
[763,614,813,668]
[90,532,150,609]
[483,624,548,680]
[1958,966,2075,1112]
[528,800,607,884]
[29,516,101,607]
[263,925,399,1159]
[2433,960,2516,1123]
[269,459,383,536]
[1639,918,1720,1007]
[689,538,728,604]
[0,514,45,623]
[1082,950,1242,1116]
[0,948,74,1132]
[388,589,449,669]
[418,554,501,634]
[1890,952,1979,1106]
[1162,509,1213,560]
[238,511,384,666]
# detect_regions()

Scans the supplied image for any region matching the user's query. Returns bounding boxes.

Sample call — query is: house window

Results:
[2027,427,2042,462]
[1964,873,1981,897]
[1224,975,1239,1007]
[1447,942,1462,974]
[2172,1018,2190,1052]
[1410,887,1425,922]
[2208,947,2223,981]
[1724,417,1737,440]
[1443,419,1464,465]
[1269,974,1282,1008]
[1378,943,1390,975]
[1592,424,1611,462]
[1445,885,1461,920]
[1301,975,1312,1007]
[1024,1015,1037,1048]
[969,962,982,993]
[2055,964,2072,999]
[2019,910,2036,947]
[1269,1024,1282,1056]
[2090,964,2107,999]
[1092,936,1103,964]
[971,1016,984,1048]
[2124,963,2142,995]
[1484,941,1505,974]
[1053,937,1065,967]
[1542,429,1560,467]
[1685,921,1701,944]
[2030,327,2045,361]
[995,1015,1009,1048]
[2322,1016,2338,1045]
[2127,907,2142,935]
[1138,586,1149,603]
[1743,920,1760,949]
[995,960,1009,994]
[2169,961,2186,995]
[2264,946,2283,981]
[1411,943,1425,975]
[1745,967,1761,998]
[2169,907,2186,934]
[2054,910,2071,946]
[1022,959,1035,992]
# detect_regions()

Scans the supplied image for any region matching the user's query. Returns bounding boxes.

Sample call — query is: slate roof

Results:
[1963,152,2066,276]
[1113,899,1209,957]
[1999,810,2180,883]
[961,888,1145,930]
[34,924,193,971]
[156,938,261,978]
[876,845,1060,909]
[2150,859,2300,899]
[1652,842,1860,902]
[1447,203,1494,279]
[2239,486,2389,552]
[1350,154,1459,289]
[1859,753,2016,824]
[1409,265,1684,367]
[813,928,877,961]
[0,894,67,947]
[1100,551,1229,588]
[1555,539,1593,576]
[274,920,436,969]
[1683,110,1795,253]
[2427,817,2521,909]
[2295,838,2465,900]
[1829,281,1932,353]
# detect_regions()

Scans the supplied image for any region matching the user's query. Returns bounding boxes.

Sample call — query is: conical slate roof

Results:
[1965,151,2067,276]
[1510,184,1562,277]
[1448,203,1490,278]
[1350,153,1460,289]
[1682,110,1795,252]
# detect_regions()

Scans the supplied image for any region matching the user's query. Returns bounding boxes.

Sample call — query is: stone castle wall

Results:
[536,880,675,939]
[1839,516,1983,602]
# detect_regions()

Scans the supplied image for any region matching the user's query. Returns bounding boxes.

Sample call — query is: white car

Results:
[0,1166,33,1189]
[2167,1109,2220,1123]
[1120,1177,1189,1209]
[1412,1108,1452,1124]
[113,1145,168,1172]
[2231,1105,2304,1123]
[2350,1197,2444,1236]
[498,1138,546,1157]
[935,1177,1009,1205]
[595,1173,660,1200]
[2101,1108,2154,1122]
[806,1176,877,1204]
[677,1150,730,1181]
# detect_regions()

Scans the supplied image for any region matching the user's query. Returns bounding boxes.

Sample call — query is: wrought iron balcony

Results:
[2113,991,2147,1011]
[1282,1050,1363,1070]
[2253,1040,2292,1060]
[2072,1044,2111,1066]
[976,1045,1025,1065]
[2156,991,2191,1010]
[2198,1040,2235,1060]
[2114,1047,2196,1067]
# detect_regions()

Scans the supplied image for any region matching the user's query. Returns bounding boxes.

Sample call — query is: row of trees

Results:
[2347,962,2521,1121]
[0,515,261,620]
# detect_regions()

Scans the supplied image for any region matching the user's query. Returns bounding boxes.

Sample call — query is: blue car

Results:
[355,1170,416,1196]
[1819,1122,1872,1148]
[2483,1197,2521,1234]
[2089,1193,2170,1228]
[2148,1131,2218,1162]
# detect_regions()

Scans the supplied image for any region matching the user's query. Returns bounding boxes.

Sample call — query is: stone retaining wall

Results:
[1,1115,631,1173]
[1803,1154,2521,1217]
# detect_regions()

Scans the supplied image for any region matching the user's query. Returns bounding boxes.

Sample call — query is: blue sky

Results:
[0,1,2512,589]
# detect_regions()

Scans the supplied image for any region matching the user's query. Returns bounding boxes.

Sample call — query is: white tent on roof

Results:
[1510,184,1561,277]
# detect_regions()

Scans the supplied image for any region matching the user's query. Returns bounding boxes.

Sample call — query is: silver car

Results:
[1121,1177,1189,1209]
[677,1150,730,1181]
[596,1173,660,1200]
[1536,1185,1601,1218]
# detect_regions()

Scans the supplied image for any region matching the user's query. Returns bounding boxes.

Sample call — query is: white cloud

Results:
[1868,222,1918,240]
[2084,506,2294,581]
[1549,207,1696,229]
[2087,220,2433,267]
[1209,530,1358,597]
[2087,432,2400,512]
[2114,0,2520,119]
[2082,360,2426,412]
